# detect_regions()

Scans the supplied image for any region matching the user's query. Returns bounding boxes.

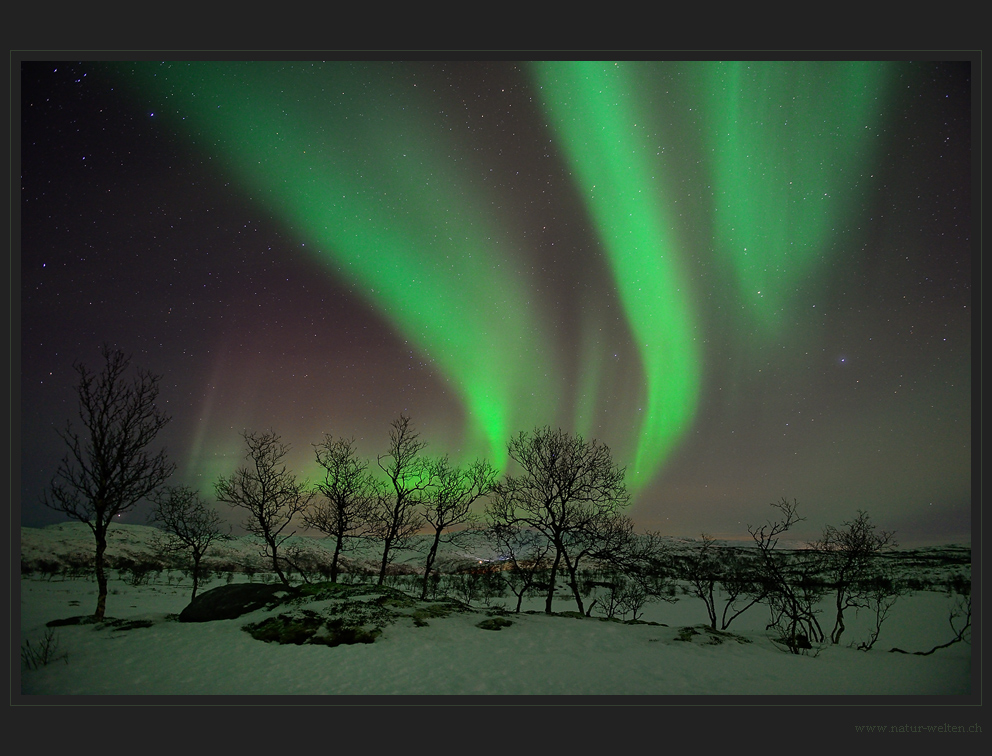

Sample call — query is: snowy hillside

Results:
[17,523,973,699]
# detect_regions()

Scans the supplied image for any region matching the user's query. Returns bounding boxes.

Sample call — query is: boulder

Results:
[178,583,298,623]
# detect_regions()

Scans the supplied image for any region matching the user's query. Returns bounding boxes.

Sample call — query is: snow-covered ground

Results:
[18,574,972,696]
[16,524,973,698]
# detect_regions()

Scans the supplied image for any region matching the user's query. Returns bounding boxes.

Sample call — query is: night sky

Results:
[17,57,974,546]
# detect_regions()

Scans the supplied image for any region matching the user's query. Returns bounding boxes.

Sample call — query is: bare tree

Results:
[856,577,902,651]
[809,509,897,645]
[562,507,639,614]
[150,485,229,599]
[487,427,630,614]
[42,346,175,619]
[215,430,315,587]
[590,530,677,620]
[419,457,497,599]
[371,415,430,585]
[484,523,553,613]
[304,435,378,583]
[678,535,765,631]
[678,535,723,630]
[747,498,826,653]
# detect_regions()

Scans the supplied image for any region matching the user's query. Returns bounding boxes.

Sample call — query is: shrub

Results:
[62,553,92,579]
[411,599,470,627]
[121,559,162,587]
[243,612,381,646]
[22,628,69,670]
[33,559,62,581]
[477,617,513,631]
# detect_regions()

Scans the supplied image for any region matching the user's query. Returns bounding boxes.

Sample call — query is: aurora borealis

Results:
[18,57,973,545]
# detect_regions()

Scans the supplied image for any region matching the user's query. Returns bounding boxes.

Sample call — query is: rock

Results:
[178,583,298,623]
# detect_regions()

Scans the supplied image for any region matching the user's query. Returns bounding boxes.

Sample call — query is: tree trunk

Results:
[94,531,108,620]
[704,585,717,630]
[831,591,846,644]
[267,537,290,587]
[330,534,344,583]
[191,552,201,600]
[378,534,394,586]
[563,553,584,615]
[421,530,443,600]
[545,548,562,613]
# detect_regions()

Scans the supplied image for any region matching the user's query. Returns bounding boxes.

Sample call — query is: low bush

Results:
[476,617,513,631]
[244,612,381,646]
[22,628,69,670]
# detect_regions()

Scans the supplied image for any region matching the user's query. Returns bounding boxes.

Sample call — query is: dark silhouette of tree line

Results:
[41,347,967,656]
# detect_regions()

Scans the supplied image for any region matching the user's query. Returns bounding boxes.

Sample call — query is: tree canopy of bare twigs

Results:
[419,457,497,599]
[214,430,314,587]
[304,435,379,583]
[487,426,631,614]
[42,345,175,619]
[150,484,229,599]
[810,509,897,645]
[371,415,430,585]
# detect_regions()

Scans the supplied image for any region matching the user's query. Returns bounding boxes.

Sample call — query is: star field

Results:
[17,57,973,545]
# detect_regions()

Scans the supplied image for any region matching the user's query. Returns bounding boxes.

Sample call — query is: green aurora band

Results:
[532,60,894,489]
[119,61,560,473]
[531,61,702,489]
[692,61,895,338]
[117,60,897,500]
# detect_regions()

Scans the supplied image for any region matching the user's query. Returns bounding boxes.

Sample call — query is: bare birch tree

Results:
[748,498,826,653]
[42,346,174,619]
[151,484,229,599]
[304,435,378,583]
[371,415,430,585]
[419,457,497,599]
[487,427,630,614]
[215,430,314,587]
[810,509,897,645]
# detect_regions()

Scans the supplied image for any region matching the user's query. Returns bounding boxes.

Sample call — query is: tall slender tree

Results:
[419,457,497,599]
[215,430,314,587]
[42,345,175,619]
[370,415,430,585]
[304,435,378,583]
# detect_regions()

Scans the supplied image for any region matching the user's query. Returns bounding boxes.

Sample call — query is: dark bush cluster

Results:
[244,612,381,646]
[113,556,165,586]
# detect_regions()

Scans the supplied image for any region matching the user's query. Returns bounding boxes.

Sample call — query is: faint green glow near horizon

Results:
[121,61,559,476]
[693,61,893,338]
[531,61,702,491]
